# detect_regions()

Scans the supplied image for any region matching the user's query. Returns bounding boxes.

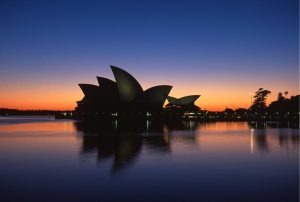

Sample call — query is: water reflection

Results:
[74,119,202,173]
[74,120,299,173]
[248,122,299,153]
[253,129,269,153]
[278,128,299,150]
[248,121,299,129]
[80,135,143,172]
[75,119,171,173]
[0,118,298,202]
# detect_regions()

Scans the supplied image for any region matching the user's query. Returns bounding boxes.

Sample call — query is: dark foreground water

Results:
[0,117,298,202]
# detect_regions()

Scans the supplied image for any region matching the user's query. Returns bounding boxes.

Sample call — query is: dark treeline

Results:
[0,108,72,116]
[249,88,299,113]
[215,88,299,121]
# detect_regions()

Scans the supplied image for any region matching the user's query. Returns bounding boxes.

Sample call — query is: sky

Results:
[0,0,298,111]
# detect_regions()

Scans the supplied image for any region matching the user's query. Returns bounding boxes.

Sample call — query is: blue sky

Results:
[0,0,298,110]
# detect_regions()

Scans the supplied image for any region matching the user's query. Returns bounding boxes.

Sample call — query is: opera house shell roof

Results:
[76,65,200,114]
[167,95,200,106]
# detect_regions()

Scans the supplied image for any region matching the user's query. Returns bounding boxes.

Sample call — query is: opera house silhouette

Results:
[76,65,200,117]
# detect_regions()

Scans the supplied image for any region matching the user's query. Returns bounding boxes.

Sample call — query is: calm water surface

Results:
[0,117,298,202]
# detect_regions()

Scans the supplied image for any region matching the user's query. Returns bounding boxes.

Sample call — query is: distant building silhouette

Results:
[165,95,200,113]
[75,65,200,116]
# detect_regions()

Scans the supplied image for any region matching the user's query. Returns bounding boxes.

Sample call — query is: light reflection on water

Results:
[0,117,298,202]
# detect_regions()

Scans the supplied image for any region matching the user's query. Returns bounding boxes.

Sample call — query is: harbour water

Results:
[0,116,298,202]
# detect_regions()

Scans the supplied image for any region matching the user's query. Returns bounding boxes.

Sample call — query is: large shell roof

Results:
[96,77,117,89]
[137,85,172,106]
[167,95,200,105]
[110,65,143,102]
[96,77,119,101]
[78,84,101,97]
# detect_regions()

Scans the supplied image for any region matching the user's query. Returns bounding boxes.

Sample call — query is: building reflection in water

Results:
[74,119,199,173]
[74,120,299,173]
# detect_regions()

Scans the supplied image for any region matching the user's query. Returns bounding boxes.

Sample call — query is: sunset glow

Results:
[0,72,298,111]
[0,0,298,111]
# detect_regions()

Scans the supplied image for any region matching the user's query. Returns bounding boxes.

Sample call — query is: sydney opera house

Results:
[76,66,200,117]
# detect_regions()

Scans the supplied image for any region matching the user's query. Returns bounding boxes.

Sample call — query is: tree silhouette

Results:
[269,94,299,114]
[277,92,285,102]
[250,88,271,112]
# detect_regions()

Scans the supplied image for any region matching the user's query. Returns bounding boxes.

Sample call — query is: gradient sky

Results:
[0,0,298,111]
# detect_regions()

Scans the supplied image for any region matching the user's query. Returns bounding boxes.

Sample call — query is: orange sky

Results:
[0,72,298,111]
